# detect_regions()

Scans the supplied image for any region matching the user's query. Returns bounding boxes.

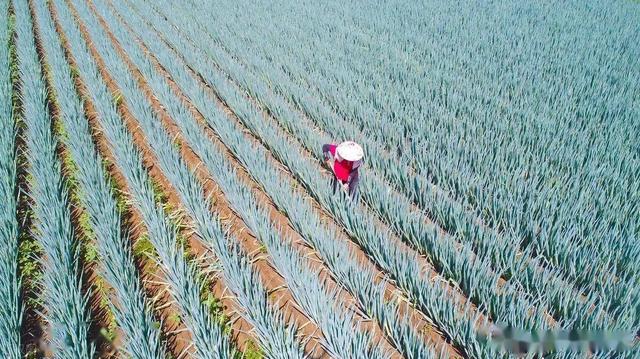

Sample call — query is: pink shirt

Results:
[327,144,361,182]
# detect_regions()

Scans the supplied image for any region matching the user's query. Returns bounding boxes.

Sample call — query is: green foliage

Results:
[167,312,181,326]
[240,341,264,359]
[83,241,99,264]
[69,64,79,80]
[99,326,116,344]
[112,91,123,107]
[133,234,156,261]
[149,178,166,203]
[23,348,38,359]
[17,234,42,303]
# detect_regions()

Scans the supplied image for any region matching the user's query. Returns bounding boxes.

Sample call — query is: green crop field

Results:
[1,0,638,358]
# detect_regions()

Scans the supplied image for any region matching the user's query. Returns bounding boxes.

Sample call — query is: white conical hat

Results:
[336,141,364,161]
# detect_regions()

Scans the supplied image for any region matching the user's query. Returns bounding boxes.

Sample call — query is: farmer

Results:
[322,141,364,200]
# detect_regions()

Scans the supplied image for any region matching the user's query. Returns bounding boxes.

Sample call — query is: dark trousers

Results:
[323,144,359,200]
[331,172,360,200]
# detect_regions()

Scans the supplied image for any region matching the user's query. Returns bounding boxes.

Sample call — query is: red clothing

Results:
[327,144,356,182]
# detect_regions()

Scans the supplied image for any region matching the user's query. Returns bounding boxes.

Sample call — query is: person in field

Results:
[322,141,364,200]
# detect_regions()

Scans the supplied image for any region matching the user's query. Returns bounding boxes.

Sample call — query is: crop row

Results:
[50,0,237,356]
[0,0,21,356]
[13,0,93,356]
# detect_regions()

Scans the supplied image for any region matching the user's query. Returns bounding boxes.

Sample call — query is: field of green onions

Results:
[1,0,638,358]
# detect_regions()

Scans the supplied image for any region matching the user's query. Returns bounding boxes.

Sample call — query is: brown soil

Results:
[109,4,464,357]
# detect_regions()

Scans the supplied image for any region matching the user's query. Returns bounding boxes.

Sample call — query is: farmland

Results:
[1,0,638,358]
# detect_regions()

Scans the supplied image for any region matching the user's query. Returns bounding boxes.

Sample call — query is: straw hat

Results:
[336,141,364,161]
